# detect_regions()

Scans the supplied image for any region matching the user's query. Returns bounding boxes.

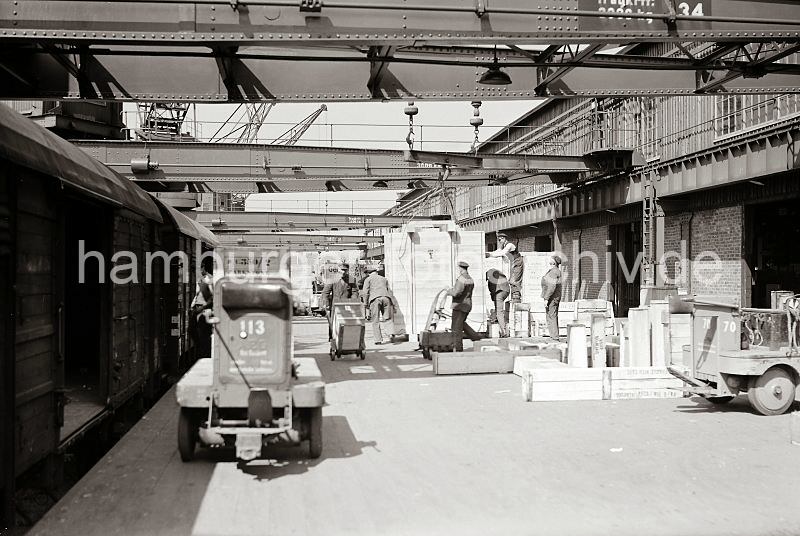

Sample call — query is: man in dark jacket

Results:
[486,268,510,338]
[541,255,563,339]
[447,261,482,351]
[362,266,394,345]
[322,266,351,340]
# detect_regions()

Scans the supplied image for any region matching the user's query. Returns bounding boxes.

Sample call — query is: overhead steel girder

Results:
[212,232,381,249]
[195,211,445,232]
[73,141,628,192]
[1,0,799,46]
[2,43,799,101]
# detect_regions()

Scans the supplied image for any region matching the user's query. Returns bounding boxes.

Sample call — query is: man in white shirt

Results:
[486,231,524,302]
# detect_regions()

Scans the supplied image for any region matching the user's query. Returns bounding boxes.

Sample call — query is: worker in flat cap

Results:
[486,231,524,303]
[362,264,394,345]
[541,255,563,339]
[321,264,351,341]
[447,260,482,351]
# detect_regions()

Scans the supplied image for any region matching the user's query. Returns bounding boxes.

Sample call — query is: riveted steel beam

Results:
[697,42,800,93]
[2,43,798,101]
[195,210,444,231]
[534,43,605,97]
[74,140,626,192]
[1,0,799,46]
[212,232,381,249]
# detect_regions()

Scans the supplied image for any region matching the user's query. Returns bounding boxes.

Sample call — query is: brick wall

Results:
[662,212,690,288]
[556,225,611,301]
[690,205,743,304]
[578,225,610,300]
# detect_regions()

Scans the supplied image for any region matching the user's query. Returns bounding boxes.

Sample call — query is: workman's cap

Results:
[496,231,509,238]
[458,261,469,269]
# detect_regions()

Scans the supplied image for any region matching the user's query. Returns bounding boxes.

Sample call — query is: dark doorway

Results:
[610,220,642,317]
[62,196,111,441]
[0,225,12,525]
[746,199,800,308]
[534,235,553,252]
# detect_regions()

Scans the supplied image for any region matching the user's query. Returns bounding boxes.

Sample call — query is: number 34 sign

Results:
[578,0,711,30]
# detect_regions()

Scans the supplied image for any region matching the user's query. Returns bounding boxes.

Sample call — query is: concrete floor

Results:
[31,317,800,536]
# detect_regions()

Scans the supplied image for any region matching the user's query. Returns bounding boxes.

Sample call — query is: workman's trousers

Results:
[509,257,524,302]
[451,309,482,352]
[494,291,509,337]
[546,295,560,339]
[369,296,394,343]
[195,313,213,361]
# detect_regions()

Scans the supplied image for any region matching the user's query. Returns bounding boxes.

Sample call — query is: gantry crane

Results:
[210,104,328,210]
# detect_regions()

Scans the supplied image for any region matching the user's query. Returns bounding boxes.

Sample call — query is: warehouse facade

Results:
[388,46,800,316]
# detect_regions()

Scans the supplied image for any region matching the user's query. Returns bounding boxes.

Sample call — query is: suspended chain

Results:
[470,100,483,154]
[404,101,419,150]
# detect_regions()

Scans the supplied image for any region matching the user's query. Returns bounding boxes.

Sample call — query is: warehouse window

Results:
[715,93,800,138]
[482,186,508,212]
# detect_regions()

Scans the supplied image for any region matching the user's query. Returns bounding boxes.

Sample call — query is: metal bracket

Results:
[299,0,323,13]
[229,0,239,10]
[475,0,487,17]
[662,0,677,28]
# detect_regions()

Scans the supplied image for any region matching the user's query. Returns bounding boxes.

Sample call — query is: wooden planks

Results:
[433,351,515,375]
[522,367,685,402]
[667,313,691,367]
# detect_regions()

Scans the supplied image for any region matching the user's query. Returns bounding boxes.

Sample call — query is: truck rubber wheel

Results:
[308,407,323,459]
[178,408,198,462]
[330,348,335,361]
[747,368,797,416]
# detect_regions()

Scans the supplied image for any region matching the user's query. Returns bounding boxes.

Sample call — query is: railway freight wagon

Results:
[0,104,217,525]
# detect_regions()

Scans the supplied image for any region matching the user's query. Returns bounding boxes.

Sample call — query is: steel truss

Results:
[195,210,445,232]
[212,232,382,249]
[74,141,642,192]
[1,0,799,100]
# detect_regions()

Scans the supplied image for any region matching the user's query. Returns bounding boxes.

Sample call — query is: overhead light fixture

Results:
[478,46,512,86]
[373,180,389,188]
[750,180,765,186]
[488,177,509,186]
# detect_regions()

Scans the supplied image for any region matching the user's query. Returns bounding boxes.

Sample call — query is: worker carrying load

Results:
[486,231,524,303]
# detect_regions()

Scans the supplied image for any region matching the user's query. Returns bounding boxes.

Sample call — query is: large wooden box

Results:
[384,224,487,336]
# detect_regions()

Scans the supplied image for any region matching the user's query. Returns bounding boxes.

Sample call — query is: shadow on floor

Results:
[228,415,377,481]
[671,395,764,415]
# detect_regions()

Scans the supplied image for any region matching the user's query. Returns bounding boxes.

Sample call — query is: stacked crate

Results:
[384,223,487,336]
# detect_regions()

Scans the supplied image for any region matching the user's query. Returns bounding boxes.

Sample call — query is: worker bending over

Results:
[448,261,483,351]
[486,231,524,302]
[362,266,394,345]
[321,265,351,340]
[486,268,510,338]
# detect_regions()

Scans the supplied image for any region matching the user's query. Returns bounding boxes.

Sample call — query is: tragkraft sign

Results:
[578,0,711,30]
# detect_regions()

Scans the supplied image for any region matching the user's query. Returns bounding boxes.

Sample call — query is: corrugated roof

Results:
[0,104,162,222]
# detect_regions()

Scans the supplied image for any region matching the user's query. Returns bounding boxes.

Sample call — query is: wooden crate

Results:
[667,313,691,367]
[384,226,486,336]
[521,367,685,402]
[433,351,515,375]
